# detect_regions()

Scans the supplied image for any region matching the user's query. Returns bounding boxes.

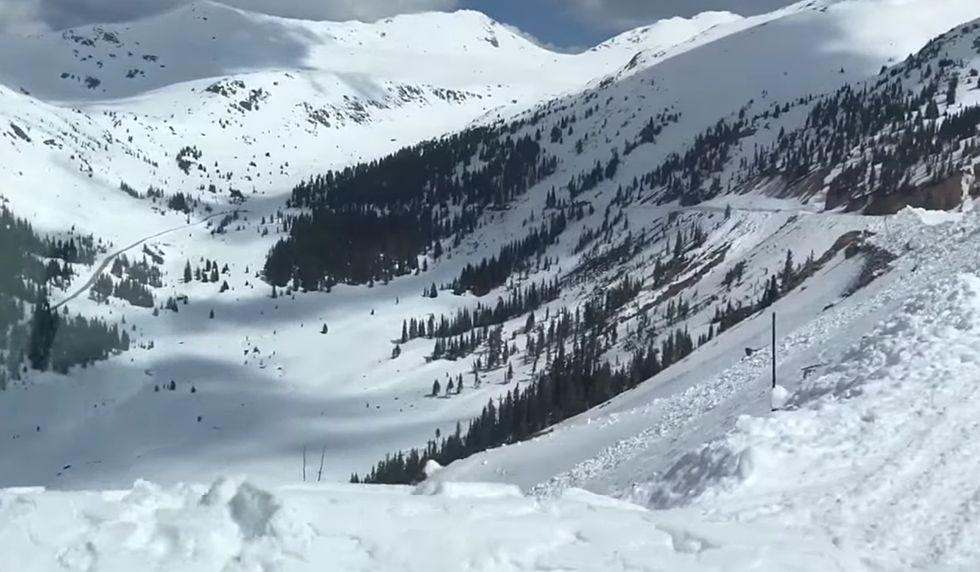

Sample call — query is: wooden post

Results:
[771,312,777,390]
[302,445,307,482]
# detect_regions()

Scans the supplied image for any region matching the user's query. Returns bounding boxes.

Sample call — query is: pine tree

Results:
[183,261,192,283]
[780,249,795,292]
[27,289,58,371]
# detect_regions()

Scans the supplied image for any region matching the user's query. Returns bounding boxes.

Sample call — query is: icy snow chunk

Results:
[904,206,963,226]
[413,479,523,499]
[199,476,241,507]
[423,459,443,477]
[559,488,648,512]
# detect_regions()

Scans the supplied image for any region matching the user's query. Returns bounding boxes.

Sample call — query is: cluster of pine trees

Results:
[184,258,230,291]
[263,119,559,291]
[28,290,131,374]
[450,213,567,296]
[400,278,560,345]
[89,273,154,307]
[0,205,129,387]
[429,323,515,364]
[87,252,165,308]
[112,253,163,287]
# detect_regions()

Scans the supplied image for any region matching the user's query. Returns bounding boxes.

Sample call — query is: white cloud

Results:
[0,0,47,33]
[500,22,588,54]
[562,0,794,32]
[0,0,459,33]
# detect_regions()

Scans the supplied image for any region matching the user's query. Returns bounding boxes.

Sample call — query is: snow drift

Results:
[0,476,873,571]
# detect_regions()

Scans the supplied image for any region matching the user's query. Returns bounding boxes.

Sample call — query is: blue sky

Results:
[463,0,604,51]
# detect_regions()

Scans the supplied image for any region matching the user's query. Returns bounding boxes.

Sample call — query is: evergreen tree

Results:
[27,289,58,371]
[780,250,796,292]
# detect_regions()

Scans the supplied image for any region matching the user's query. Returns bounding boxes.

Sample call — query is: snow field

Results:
[0,476,873,572]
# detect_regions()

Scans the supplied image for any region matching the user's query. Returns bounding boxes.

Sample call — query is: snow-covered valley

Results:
[4,0,980,569]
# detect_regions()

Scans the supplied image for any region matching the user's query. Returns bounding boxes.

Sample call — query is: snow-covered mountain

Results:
[5,0,980,569]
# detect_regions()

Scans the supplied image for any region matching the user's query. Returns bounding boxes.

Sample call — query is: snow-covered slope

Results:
[5,0,980,569]
[0,1,577,102]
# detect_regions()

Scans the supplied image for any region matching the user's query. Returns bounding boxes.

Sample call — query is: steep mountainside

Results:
[0,0,979,515]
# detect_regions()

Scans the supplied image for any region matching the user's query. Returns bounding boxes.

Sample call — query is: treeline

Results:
[263,119,559,290]
[451,211,567,296]
[350,275,704,485]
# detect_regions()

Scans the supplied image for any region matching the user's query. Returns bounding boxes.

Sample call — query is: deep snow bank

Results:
[0,476,870,571]
[643,265,980,569]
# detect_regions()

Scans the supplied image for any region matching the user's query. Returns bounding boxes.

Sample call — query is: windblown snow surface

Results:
[0,476,870,571]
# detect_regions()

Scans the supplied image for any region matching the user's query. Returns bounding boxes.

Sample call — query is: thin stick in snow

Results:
[302,445,307,482]
[771,312,777,389]
[317,446,326,482]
